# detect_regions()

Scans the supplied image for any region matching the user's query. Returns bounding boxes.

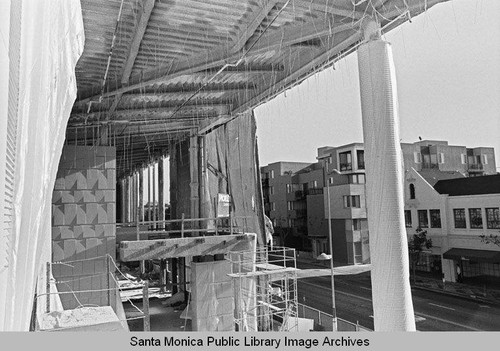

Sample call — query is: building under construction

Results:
[0,0,449,332]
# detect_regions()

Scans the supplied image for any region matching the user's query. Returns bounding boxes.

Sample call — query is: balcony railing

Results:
[307,188,323,196]
[468,163,483,170]
[340,163,352,171]
[297,303,371,331]
[421,162,438,169]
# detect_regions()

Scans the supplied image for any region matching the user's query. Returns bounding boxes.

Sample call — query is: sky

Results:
[254,0,500,170]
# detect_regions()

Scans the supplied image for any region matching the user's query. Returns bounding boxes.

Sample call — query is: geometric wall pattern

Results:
[51,145,116,309]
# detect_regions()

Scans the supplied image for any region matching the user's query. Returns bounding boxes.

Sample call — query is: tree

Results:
[479,233,500,247]
[408,227,433,284]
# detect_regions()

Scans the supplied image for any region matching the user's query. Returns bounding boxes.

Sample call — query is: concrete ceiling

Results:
[68,0,447,176]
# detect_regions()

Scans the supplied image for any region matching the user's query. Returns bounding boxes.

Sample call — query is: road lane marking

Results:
[299,280,372,302]
[360,286,371,291]
[416,312,481,331]
[479,305,490,308]
[428,303,455,311]
[370,315,426,322]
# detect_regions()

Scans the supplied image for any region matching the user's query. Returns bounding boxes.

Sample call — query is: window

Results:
[272,218,277,227]
[405,210,412,228]
[418,210,428,228]
[287,201,293,211]
[461,154,467,164]
[288,218,293,227]
[429,209,441,228]
[409,184,416,199]
[343,195,361,208]
[270,170,275,179]
[483,154,488,165]
[438,153,445,164]
[357,150,365,169]
[349,174,366,184]
[328,156,333,164]
[286,184,291,193]
[414,152,422,163]
[486,208,500,229]
[269,186,274,195]
[339,151,352,171]
[469,208,483,229]
[453,209,466,228]
[353,219,361,231]
[329,177,334,185]
[270,202,275,211]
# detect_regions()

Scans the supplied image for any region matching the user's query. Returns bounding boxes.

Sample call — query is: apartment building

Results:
[261,139,497,268]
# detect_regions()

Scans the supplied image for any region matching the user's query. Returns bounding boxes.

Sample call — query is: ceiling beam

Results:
[233,29,362,115]
[288,0,365,20]
[231,0,280,54]
[107,0,156,117]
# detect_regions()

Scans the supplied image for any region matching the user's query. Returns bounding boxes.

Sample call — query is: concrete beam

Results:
[120,233,256,261]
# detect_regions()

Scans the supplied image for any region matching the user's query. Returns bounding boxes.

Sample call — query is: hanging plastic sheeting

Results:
[203,111,266,246]
[0,0,84,331]
[357,20,416,332]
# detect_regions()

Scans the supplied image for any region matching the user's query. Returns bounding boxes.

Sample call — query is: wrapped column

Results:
[357,20,416,331]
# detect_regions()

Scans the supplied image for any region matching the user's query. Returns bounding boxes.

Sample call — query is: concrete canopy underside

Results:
[70,0,447,177]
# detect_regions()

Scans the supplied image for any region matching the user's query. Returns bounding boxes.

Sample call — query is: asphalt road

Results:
[296,264,500,331]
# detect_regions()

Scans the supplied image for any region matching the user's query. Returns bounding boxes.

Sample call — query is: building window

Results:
[469,208,483,229]
[288,218,293,227]
[409,184,416,199]
[405,210,412,228]
[357,150,365,169]
[453,209,466,228]
[461,154,467,164]
[343,195,361,208]
[269,186,274,195]
[270,202,275,211]
[438,153,445,164]
[272,218,277,227]
[483,154,488,165]
[414,152,422,163]
[486,208,500,229]
[339,151,352,171]
[329,177,334,185]
[286,184,291,193]
[270,170,274,179]
[353,219,361,231]
[430,209,441,228]
[287,201,293,211]
[328,156,333,164]
[418,210,428,228]
[349,174,366,184]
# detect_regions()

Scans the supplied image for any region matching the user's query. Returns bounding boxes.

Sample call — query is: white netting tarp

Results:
[0,0,84,331]
[357,35,416,331]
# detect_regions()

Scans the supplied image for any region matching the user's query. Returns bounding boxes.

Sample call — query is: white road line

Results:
[479,305,490,308]
[360,286,371,291]
[416,312,481,331]
[428,302,455,311]
[299,280,372,302]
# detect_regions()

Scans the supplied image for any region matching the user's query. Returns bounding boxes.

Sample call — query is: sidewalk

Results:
[294,254,500,306]
[412,274,500,306]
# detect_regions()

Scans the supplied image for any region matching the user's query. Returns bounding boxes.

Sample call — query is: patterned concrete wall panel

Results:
[51,145,116,310]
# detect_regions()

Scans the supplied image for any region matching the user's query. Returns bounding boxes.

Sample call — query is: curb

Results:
[412,284,500,307]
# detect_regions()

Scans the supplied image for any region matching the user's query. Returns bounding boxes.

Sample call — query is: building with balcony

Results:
[262,139,497,268]
[401,140,496,177]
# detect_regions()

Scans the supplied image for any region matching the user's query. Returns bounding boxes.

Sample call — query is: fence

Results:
[37,254,151,331]
[297,303,371,332]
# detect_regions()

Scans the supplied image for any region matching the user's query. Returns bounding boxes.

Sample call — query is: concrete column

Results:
[147,165,152,222]
[139,169,144,221]
[153,162,156,227]
[158,158,165,228]
[357,19,415,331]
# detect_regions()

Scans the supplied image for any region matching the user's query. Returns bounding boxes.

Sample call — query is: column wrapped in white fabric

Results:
[357,36,416,331]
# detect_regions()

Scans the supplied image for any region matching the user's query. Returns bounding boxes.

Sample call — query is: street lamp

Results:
[320,158,341,332]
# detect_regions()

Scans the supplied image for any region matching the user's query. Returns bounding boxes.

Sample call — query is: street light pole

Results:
[323,161,338,332]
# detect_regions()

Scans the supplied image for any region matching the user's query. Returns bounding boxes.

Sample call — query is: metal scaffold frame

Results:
[227,246,298,332]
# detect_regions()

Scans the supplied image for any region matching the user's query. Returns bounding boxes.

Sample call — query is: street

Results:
[297,267,500,331]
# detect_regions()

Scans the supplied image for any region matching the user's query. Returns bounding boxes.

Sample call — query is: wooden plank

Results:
[120,233,256,261]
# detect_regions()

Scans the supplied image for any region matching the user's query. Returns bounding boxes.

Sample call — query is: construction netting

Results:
[0,0,84,330]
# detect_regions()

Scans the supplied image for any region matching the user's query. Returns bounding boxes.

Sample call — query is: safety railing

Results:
[297,302,371,332]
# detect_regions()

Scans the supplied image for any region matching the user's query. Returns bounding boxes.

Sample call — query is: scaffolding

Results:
[227,246,298,332]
